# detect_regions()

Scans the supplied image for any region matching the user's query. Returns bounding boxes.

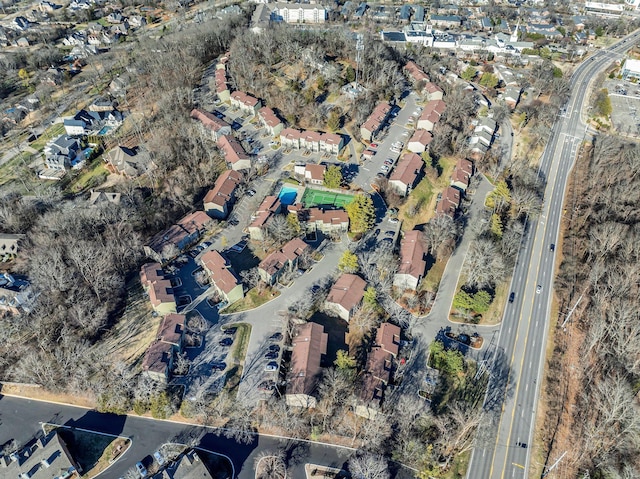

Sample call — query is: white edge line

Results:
[40,422,132,479]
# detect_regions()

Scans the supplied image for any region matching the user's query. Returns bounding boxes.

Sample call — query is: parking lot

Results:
[354,91,420,190]
[605,79,640,136]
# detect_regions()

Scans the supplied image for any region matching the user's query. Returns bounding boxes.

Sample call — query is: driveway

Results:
[225,240,348,406]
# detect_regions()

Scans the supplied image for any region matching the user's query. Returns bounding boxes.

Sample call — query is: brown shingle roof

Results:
[389,152,424,188]
[190,108,230,132]
[375,322,401,356]
[287,322,328,396]
[157,313,185,346]
[140,262,175,306]
[306,207,349,227]
[452,158,474,187]
[142,340,173,374]
[203,170,242,207]
[326,273,367,313]
[404,61,429,83]
[250,196,281,228]
[409,129,433,147]
[259,238,309,276]
[218,135,249,166]
[361,102,391,134]
[419,99,446,123]
[177,211,213,235]
[201,250,241,295]
[397,230,427,281]
[258,107,282,128]
[436,186,461,217]
[231,91,259,108]
[305,164,326,182]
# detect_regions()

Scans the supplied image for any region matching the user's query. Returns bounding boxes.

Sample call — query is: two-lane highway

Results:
[468,30,640,479]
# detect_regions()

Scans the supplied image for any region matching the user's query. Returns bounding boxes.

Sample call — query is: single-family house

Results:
[360,102,392,141]
[172,450,216,479]
[294,163,326,185]
[248,196,282,240]
[1,431,82,479]
[200,250,244,304]
[218,135,251,171]
[388,153,424,197]
[230,91,261,115]
[258,237,310,285]
[359,322,401,409]
[44,135,82,171]
[140,262,177,314]
[88,190,121,206]
[203,169,243,219]
[407,129,433,153]
[0,274,35,315]
[89,97,115,112]
[285,322,328,408]
[504,85,522,109]
[145,211,213,261]
[104,145,153,177]
[417,100,446,132]
[325,273,367,321]
[190,108,232,141]
[258,107,284,137]
[436,186,461,218]
[0,233,24,261]
[451,158,474,191]
[394,230,427,291]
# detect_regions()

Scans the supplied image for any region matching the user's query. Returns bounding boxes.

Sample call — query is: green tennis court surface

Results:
[301,188,355,208]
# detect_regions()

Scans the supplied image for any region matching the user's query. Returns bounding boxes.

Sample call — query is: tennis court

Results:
[301,188,355,208]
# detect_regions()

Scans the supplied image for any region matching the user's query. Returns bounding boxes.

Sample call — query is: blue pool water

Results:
[98,126,112,136]
[278,185,299,205]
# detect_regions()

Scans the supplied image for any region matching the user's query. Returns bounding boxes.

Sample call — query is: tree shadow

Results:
[199,430,258,477]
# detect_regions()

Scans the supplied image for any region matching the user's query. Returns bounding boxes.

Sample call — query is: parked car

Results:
[153,451,165,467]
[219,337,233,346]
[135,462,148,478]
[270,332,283,341]
[247,189,256,197]
[268,344,281,353]
[223,327,237,335]
[265,361,279,372]
[384,159,393,165]
[381,165,390,172]
[228,219,239,226]
[258,380,276,391]
[264,351,278,359]
[370,143,379,149]
[389,217,399,224]
[212,361,227,371]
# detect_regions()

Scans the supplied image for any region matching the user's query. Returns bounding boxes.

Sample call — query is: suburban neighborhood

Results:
[0,0,639,478]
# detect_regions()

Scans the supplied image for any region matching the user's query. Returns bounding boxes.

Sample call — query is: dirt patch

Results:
[97,279,161,370]
[0,385,95,407]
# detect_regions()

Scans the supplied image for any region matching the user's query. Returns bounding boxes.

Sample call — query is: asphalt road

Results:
[0,394,420,479]
[467,30,640,479]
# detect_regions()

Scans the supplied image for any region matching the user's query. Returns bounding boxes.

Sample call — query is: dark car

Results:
[268,344,280,353]
[264,351,278,359]
[223,327,237,335]
[516,442,528,448]
[219,337,233,347]
[509,292,515,303]
[550,243,555,251]
[458,334,471,345]
[212,361,226,371]
[270,332,283,341]
[258,380,276,391]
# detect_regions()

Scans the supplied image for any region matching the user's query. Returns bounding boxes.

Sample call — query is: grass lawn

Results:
[443,451,471,479]
[422,256,448,293]
[401,156,456,231]
[53,427,130,478]
[0,151,34,187]
[449,271,510,326]
[30,123,65,151]
[221,286,280,314]
[225,323,251,363]
[66,158,109,194]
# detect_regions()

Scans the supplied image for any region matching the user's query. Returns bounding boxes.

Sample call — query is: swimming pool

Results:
[278,185,300,206]
[98,126,113,136]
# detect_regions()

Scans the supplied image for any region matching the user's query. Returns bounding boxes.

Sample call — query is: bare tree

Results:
[254,450,287,479]
[348,453,390,479]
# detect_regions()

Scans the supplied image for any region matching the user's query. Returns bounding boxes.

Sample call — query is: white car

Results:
[153,451,165,467]
[135,462,148,478]
[536,285,542,294]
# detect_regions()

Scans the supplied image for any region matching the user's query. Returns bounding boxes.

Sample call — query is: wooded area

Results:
[543,135,640,478]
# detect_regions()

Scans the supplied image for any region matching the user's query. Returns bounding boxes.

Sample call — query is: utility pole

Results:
[542,451,567,478]
[561,294,583,329]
